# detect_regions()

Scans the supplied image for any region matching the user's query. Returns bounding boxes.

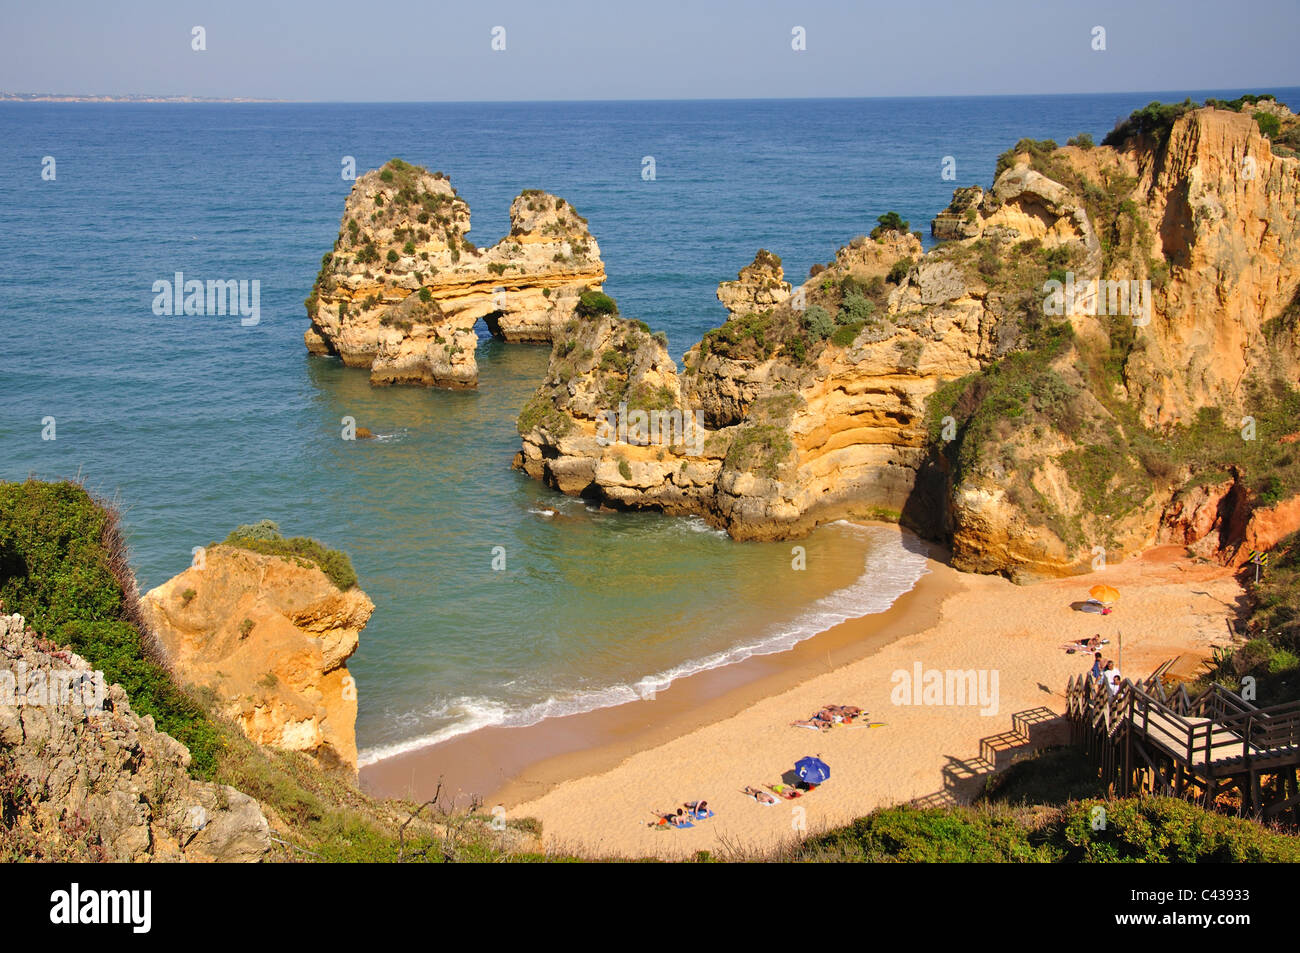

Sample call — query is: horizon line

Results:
[3,85,1298,106]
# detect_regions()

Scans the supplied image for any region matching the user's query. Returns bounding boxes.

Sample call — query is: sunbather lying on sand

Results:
[684,800,710,818]
[768,783,803,799]
[791,717,833,730]
[793,704,865,729]
[648,808,691,828]
[1062,635,1109,653]
[743,786,778,805]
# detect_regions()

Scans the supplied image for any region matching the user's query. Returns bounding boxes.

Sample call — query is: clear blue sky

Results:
[3,0,1297,101]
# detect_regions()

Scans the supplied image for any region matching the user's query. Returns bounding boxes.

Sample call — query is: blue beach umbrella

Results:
[795,756,830,785]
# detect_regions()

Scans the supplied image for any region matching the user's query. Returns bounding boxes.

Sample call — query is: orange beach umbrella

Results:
[1089,584,1120,606]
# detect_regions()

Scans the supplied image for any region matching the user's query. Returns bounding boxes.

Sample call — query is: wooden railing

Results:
[1067,666,1300,774]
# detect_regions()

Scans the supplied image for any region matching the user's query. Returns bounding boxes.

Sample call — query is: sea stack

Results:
[304,158,607,388]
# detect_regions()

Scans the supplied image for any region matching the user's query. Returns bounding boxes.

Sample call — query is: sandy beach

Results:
[361,527,1244,860]
[508,543,1241,859]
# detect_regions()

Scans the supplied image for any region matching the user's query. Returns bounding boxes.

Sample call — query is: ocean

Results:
[2,90,1293,762]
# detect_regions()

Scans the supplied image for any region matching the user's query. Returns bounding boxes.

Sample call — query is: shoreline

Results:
[359,525,954,805]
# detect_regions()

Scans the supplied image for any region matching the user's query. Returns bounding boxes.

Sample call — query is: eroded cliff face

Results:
[1120,108,1300,426]
[140,546,374,773]
[516,104,1300,578]
[305,159,606,387]
[0,611,270,862]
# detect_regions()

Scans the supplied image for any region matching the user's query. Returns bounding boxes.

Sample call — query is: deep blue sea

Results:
[3,90,1293,762]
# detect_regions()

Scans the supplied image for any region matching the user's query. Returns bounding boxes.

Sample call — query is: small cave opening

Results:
[481,310,506,339]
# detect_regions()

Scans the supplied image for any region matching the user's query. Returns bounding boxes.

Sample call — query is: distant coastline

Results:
[0,92,285,103]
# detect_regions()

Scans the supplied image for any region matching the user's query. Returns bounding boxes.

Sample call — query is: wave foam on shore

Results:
[357,523,928,767]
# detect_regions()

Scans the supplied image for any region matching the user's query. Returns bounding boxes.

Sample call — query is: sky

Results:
[2,0,1298,101]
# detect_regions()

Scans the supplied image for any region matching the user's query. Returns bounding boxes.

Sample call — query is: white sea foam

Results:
[680,516,728,536]
[357,524,929,767]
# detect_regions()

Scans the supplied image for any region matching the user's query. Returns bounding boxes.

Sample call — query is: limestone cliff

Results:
[305,159,606,388]
[516,100,1300,578]
[0,610,270,862]
[140,544,374,773]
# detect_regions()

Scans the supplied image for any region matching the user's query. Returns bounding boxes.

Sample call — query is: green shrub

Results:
[1102,99,1196,149]
[517,393,573,437]
[994,137,1059,179]
[802,304,835,340]
[1067,132,1095,149]
[576,291,618,318]
[599,349,631,374]
[838,291,875,324]
[804,805,1047,862]
[887,257,913,284]
[1204,93,1276,112]
[796,796,1300,863]
[222,525,358,591]
[231,519,281,541]
[0,480,223,778]
[871,211,909,238]
[1256,111,1282,139]
[386,249,399,264]
[724,425,793,479]
[830,322,865,348]
[1051,798,1300,862]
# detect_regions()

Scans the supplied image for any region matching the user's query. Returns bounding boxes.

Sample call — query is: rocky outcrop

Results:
[516,227,972,540]
[930,185,985,240]
[516,103,1300,578]
[140,546,374,773]
[1159,475,1300,568]
[716,249,791,319]
[0,611,270,862]
[305,160,606,388]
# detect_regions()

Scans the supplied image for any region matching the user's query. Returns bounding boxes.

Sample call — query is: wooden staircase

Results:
[1066,664,1300,822]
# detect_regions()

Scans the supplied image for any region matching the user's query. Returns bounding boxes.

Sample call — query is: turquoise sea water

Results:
[2,91,1293,761]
